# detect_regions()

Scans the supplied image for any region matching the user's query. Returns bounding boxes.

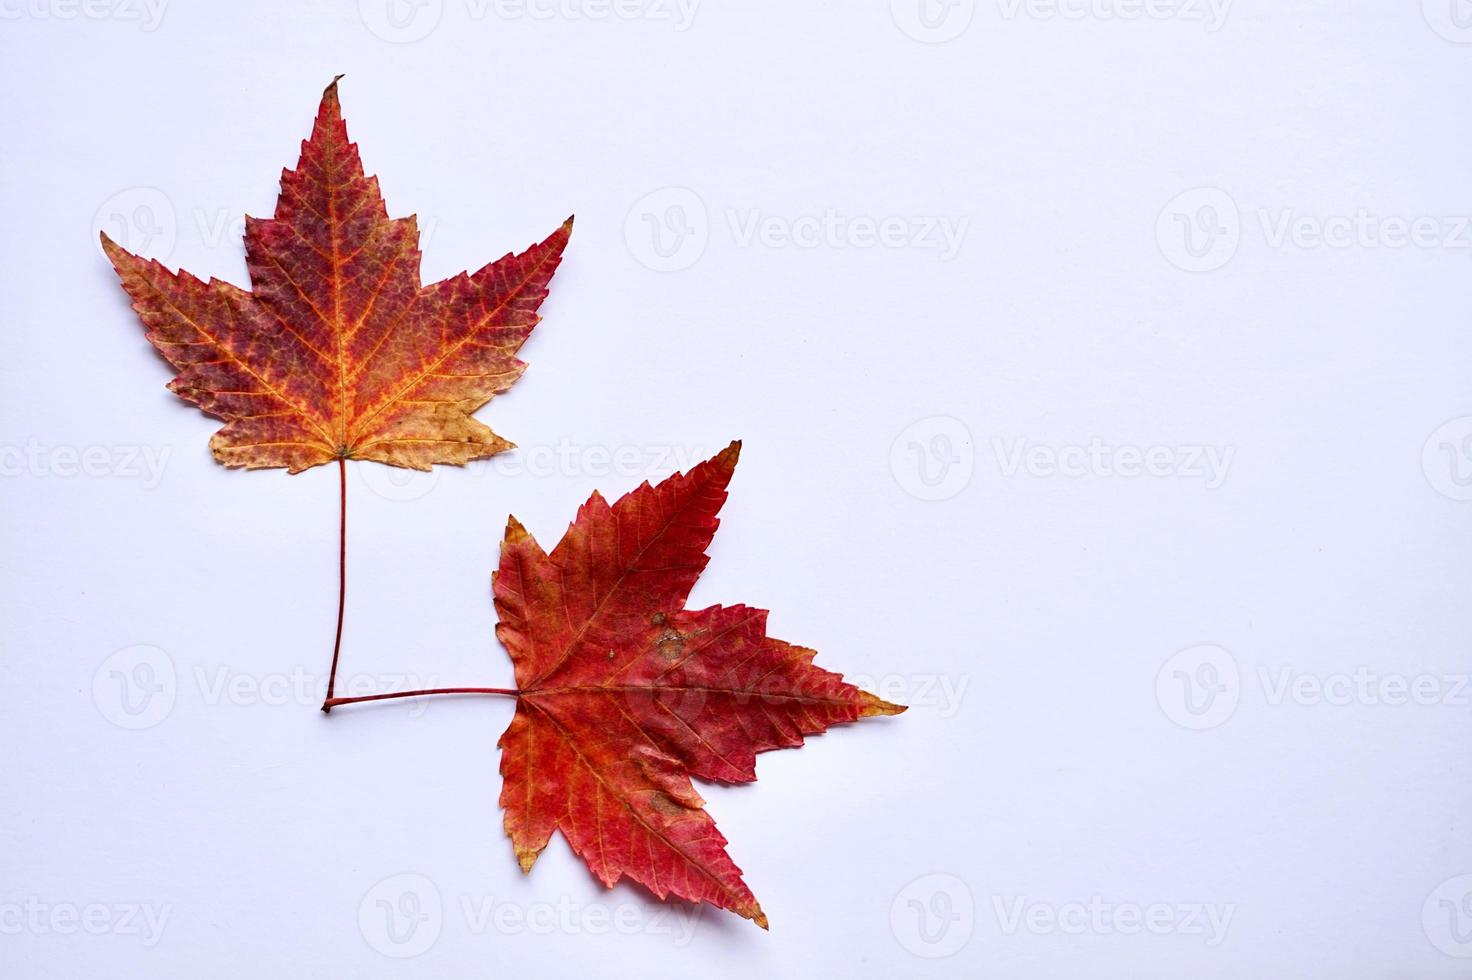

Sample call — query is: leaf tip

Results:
[858,691,906,717]
[710,439,741,472]
[98,230,124,262]
[318,75,346,119]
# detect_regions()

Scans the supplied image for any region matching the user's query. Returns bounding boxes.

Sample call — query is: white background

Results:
[3,1,1472,977]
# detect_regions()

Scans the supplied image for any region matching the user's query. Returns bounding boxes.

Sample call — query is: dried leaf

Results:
[102,78,571,473]
[493,442,903,927]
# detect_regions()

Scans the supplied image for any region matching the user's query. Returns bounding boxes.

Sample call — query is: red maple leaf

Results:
[102,76,571,473]
[492,442,904,927]
[100,77,575,708]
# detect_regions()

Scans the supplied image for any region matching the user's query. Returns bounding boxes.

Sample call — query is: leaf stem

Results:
[321,457,348,713]
[324,687,521,709]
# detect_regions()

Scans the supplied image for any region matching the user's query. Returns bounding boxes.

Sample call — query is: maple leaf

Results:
[102,77,571,473]
[492,442,904,927]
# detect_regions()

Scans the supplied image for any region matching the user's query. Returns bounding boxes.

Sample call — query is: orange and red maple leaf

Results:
[102,77,571,473]
[493,443,904,928]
